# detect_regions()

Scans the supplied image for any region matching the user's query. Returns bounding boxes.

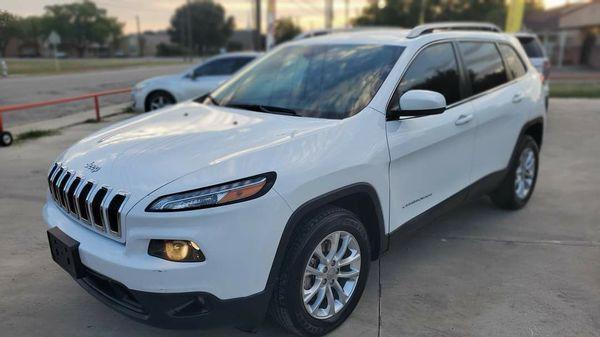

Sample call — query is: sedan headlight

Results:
[146,172,276,212]
[133,82,147,92]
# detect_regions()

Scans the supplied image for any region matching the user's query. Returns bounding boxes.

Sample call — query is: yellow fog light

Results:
[148,240,205,262]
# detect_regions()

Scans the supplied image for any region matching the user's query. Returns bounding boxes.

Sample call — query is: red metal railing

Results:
[0,87,131,134]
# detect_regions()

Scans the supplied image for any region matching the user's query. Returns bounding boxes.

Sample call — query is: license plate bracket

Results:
[47,227,86,279]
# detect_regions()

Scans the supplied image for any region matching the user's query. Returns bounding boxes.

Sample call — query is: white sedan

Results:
[131,52,260,112]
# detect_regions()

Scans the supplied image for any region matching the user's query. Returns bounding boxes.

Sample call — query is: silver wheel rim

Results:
[2,134,10,144]
[515,147,536,200]
[302,231,361,320]
[149,95,172,110]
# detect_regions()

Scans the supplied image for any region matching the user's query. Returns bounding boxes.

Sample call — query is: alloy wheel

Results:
[302,231,361,320]
[515,147,536,200]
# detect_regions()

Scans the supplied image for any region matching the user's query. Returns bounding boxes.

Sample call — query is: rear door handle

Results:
[455,114,474,126]
[512,93,524,103]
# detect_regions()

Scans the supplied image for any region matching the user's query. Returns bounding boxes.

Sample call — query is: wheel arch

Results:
[266,183,387,288]
[523,118,544,149]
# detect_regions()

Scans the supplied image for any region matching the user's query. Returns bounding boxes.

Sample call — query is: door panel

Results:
[387,103,476,231]
[469,83,527,180]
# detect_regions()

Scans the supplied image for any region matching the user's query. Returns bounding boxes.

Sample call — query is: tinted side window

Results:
[459,42,508,95]
[499,44,526,79]
[390,42,461,111]
[194,59,238,77]
[231,57,255,73]
[517,37,544,58]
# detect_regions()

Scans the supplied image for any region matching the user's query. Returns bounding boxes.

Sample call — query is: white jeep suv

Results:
[44,23,545,336]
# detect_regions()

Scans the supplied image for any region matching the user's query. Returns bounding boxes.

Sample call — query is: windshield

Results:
[208,44,404,119]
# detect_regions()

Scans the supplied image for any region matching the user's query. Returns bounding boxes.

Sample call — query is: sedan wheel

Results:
[146,92,175,111]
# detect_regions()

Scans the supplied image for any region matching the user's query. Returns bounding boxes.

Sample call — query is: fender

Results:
[265,183,387,289]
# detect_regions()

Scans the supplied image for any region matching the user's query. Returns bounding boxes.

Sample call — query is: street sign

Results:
[48,31,61,46]
[47,31,62,72]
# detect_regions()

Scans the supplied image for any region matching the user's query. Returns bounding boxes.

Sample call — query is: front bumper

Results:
[42,188,292,299]
[131,91,145,113]
[77,266,271,330]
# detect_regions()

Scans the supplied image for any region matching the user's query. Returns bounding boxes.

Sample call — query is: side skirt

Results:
[387,169,507,244]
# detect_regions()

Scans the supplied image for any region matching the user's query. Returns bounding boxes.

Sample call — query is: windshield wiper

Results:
[226,104,300,116]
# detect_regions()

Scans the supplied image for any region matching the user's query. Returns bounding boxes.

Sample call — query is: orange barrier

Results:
[0,87,131,146]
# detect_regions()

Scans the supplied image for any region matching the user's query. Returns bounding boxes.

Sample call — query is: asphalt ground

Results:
[0,98,598,336]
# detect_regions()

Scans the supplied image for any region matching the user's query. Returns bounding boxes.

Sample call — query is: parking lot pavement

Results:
[0,99,598,337]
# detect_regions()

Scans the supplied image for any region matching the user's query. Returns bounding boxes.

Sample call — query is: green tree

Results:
[274,17,302,45]
[42,0,123,57]
[353,0,507,28]
[168,0,234,55]
[17,16,46,57]
[0,10,19,57]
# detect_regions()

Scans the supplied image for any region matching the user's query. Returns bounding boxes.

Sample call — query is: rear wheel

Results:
[270,206,370,336]
[491,135,539,209]
[145,91,175,112]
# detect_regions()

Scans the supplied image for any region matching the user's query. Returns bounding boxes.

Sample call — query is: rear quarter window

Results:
[499,44,527,79]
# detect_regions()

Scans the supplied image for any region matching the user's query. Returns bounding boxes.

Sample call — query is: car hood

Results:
[56,102,338,198]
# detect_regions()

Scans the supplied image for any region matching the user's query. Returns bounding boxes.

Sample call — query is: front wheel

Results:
[270,206,371,336]
[145,91,175,112]
[0,131,13,147]
[491,135,540,209]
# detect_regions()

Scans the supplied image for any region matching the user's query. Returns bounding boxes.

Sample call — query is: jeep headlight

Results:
[146,172,276,212]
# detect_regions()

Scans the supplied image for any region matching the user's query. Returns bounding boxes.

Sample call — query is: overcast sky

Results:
[3,0,581,34]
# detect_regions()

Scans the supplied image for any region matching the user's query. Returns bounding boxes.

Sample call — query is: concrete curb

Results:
[9,102,131,135]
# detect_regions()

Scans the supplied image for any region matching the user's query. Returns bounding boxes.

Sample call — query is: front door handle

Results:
[512,93,524,103]
[455,114,474,126]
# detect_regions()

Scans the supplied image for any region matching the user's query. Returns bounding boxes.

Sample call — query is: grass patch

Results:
[121,105,136,114]
[550,82,600,98]
[16,129,61,142]
[5,58,190,76]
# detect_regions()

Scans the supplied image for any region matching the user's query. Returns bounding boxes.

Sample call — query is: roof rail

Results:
[407,22,502,39]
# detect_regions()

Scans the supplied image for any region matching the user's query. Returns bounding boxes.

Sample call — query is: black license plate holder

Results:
[47,227,86,279]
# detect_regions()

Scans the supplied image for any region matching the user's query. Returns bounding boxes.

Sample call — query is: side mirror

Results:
[398,90,446,118]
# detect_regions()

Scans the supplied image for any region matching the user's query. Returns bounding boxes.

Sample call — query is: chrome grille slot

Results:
[47,164,58,197]
[46,163,127,240]
[77,182,93,222]
[51,167,65,201]
[58,172,72,208]
[67,177,81,215]
[91,187,108,230]
[107,194,126,235]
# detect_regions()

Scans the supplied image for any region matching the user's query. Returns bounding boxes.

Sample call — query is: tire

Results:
[490,135,539,210]
[145,91,175,112]
[0,131,13,147]
[270,206,371,337]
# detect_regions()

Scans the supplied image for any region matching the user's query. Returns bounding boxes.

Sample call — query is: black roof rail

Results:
[407,22,502,39]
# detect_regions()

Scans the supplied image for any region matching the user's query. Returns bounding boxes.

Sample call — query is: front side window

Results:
[459,42,508,96]
[210,44,405,119]
[499,44,527,79]
[389,42,461,112]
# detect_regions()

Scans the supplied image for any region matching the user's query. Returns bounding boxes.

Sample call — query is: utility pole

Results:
[266,0,276,50]
[254,0,262,51]
[345,0,350,28]
[136,15,142,57]
[187,0,193,60]
[325,0,334,29]
[418,0,427,25]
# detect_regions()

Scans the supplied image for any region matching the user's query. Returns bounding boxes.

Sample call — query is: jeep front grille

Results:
[47,163,127,239]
